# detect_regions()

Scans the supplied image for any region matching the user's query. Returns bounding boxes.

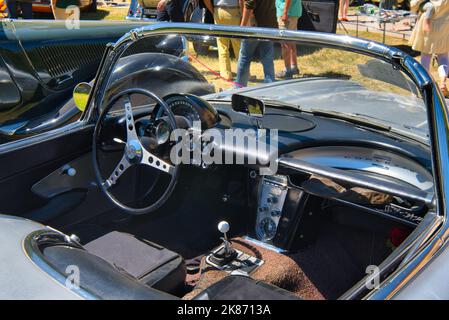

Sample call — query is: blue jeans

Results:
[236,40,275,87]
[6,0,32,19]
[156,0,185,22]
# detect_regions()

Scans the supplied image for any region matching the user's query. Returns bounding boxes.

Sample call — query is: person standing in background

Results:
[276,0,301,79]
[236,0,278,87]
[409,0,449,97]
[156,0,185,22]
[339,0,349,21]
[204,0,241,81]
[6,0,33,19]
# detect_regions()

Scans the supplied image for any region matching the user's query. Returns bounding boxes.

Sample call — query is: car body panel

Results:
[0,215,81,300]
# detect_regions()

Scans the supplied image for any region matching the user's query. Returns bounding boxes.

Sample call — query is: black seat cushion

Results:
[85,231,186,294]
[193,275,302,300]
[43,245,178,300]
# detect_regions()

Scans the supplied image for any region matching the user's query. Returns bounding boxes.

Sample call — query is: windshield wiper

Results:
[308,109,430,145]
[307,109,392,132]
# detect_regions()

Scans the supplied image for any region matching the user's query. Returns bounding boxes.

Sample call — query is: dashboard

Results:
[137,93,433,248]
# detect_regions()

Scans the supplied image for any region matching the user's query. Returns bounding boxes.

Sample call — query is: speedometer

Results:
[155,94,220,130]
[164,95,201,126]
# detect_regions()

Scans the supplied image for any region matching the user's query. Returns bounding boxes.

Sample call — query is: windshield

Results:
[106,33,427,140]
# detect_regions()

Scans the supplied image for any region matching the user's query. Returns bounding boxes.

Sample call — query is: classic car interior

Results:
[0,33,437,300]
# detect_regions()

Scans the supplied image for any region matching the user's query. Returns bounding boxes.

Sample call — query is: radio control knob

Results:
[271,210,281,217]
[267,196,278,204]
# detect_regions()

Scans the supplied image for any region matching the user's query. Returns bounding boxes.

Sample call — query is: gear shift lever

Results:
[209,221,238,267]
[218,221,231,254]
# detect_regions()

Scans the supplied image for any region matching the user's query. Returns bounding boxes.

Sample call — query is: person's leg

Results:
[230,37,241,61]
[259,41,275,83]
[236,40,257,87]
[227,8,241,62]
[339,0,345,19]
[437,53,449,95]
[339,0,349,20]
[277,16,292,78]
[21,1,32,19]
[167,0,184,22]
[288,17,299,73]
[421,53,432,71]
[290,43,298,71]
[6,0,18,18]
[215,8,234,80]
[157,8,170,21]
[343,0,349,19]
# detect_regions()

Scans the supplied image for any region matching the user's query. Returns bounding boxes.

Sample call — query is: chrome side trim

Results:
[23,229,99,300]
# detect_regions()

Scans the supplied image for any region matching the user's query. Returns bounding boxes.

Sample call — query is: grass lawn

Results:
[81,6,129,20]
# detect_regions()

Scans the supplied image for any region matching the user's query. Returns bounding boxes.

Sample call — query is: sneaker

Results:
[290,66,300,75]
[276,69,293,79]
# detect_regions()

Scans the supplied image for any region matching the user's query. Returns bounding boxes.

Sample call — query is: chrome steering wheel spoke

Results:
[141,146,175,175]
[104,155,131,189]
[124,95,139,142]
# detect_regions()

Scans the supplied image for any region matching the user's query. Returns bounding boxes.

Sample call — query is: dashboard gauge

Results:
[257,217,278,241]
[164,95,201,126]
[155,120,170,145]
[155,94,219,130]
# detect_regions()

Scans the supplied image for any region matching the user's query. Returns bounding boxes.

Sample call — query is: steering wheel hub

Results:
[125,140,143,162]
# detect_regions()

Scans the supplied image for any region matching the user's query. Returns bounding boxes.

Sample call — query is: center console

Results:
[255,175,289,241]
[250,173,318,251]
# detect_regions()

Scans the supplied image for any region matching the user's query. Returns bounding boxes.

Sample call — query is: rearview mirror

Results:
[231,94,265,118]
[73,82,92,112]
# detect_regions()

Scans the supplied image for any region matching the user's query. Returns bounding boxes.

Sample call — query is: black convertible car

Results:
[0,23,448,300]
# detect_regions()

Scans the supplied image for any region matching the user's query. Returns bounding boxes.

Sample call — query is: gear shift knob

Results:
[218,221,230,234]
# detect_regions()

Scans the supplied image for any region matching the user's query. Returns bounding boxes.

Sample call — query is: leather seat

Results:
[193,275,301,300]
[43,245,178,300]
[84,231,186,295]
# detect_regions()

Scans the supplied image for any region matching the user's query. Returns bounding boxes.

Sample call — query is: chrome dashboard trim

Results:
[287,146,433,193]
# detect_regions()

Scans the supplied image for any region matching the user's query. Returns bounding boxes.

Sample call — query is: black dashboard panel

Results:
[261,114,316,132]
[213,103,432,171]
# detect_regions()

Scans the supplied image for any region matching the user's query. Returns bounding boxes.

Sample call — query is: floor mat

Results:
[286,216,392,299]
[183,237,324,300]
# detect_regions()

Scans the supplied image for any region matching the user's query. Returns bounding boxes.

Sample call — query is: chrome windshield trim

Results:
[23,229,99,300]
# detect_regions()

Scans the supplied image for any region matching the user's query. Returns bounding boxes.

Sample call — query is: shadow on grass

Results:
[302,72,351,80]
[81,9,110,20]
[392,44,420,57]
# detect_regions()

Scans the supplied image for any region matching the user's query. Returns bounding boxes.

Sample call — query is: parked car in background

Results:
[0,0,96,16]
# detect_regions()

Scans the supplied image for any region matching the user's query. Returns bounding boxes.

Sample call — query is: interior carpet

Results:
[183,237,324,300]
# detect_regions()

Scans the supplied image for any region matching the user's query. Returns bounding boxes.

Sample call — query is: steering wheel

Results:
[92,88,180,215]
